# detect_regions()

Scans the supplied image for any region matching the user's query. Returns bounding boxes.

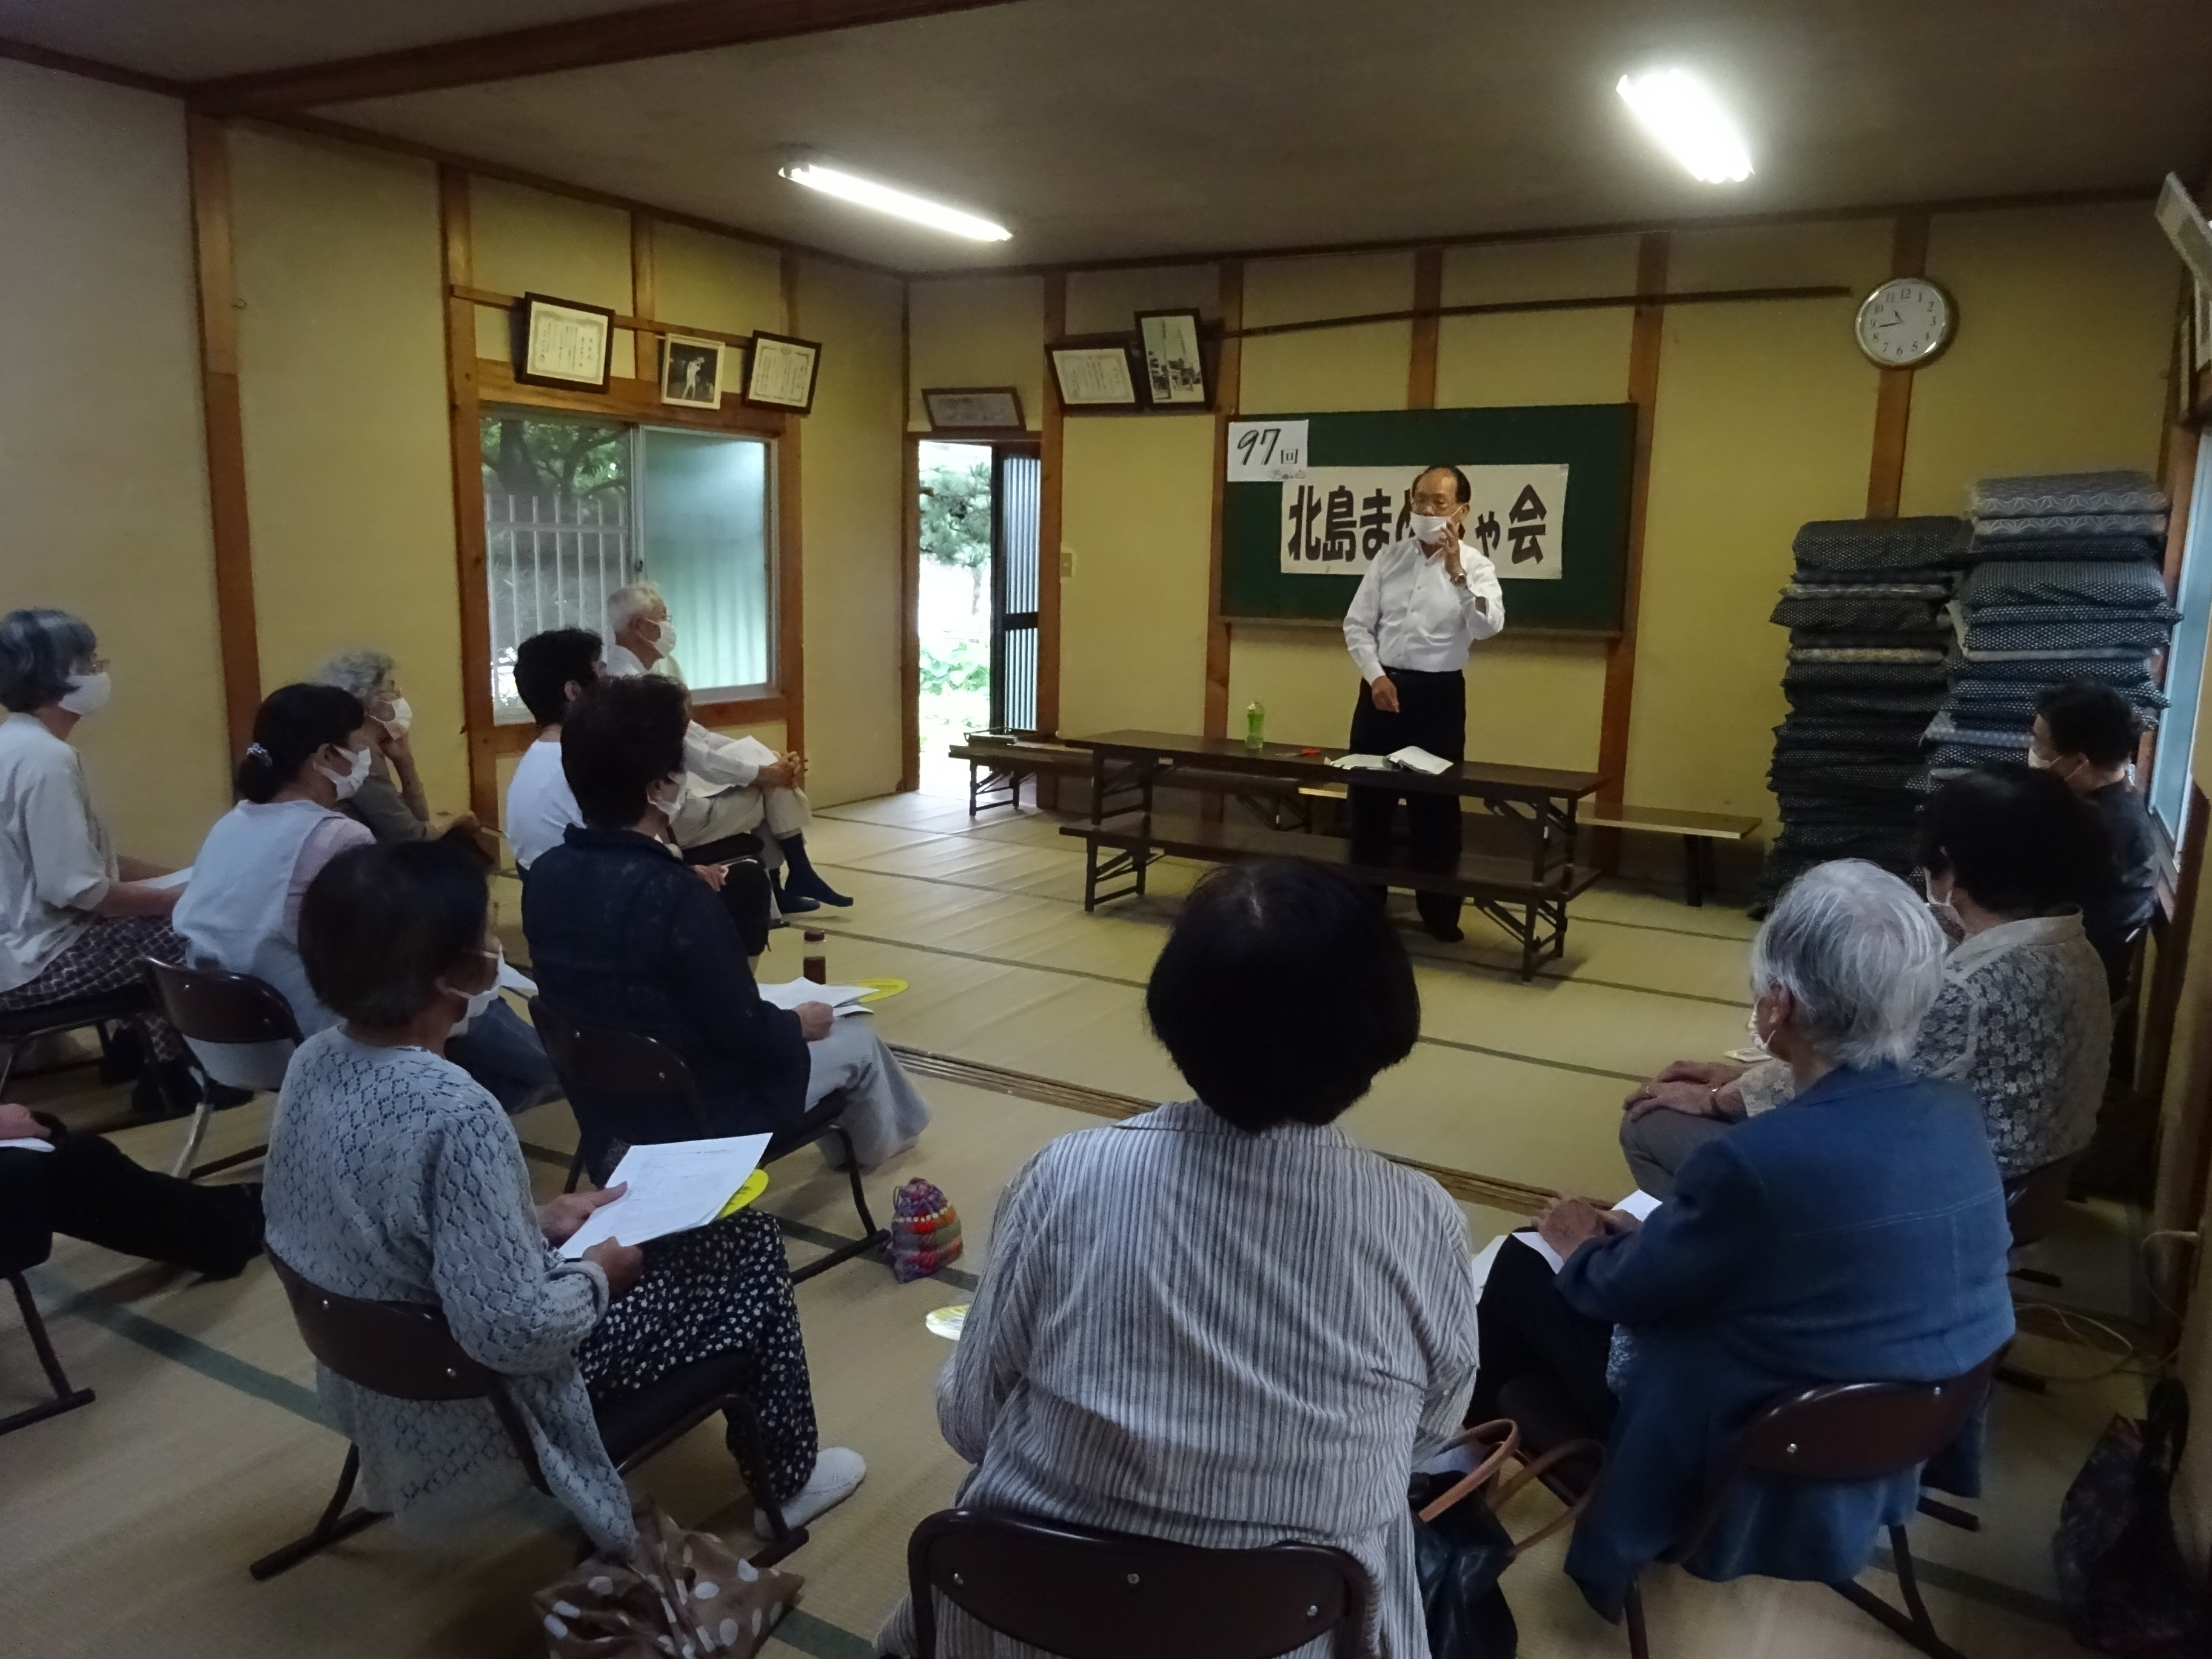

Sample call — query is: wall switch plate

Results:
[1061,547,1075,577]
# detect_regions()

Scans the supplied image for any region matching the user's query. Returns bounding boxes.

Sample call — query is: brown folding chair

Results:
[1501,1351,2000,1659]
[531,1000,888,1283]
[906,1508,1374,1659]
[0,1261,96,1436]
[139,958,303,1180]
[251,1249,803,1580]
[1995,1151,2084,1392]
[0,982,154,1098]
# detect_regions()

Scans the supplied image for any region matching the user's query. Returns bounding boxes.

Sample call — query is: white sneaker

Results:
[754,1446,866,1537]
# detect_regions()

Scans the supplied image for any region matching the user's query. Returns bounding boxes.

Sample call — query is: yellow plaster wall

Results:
[469,178,637,378]
[651,223,785,338]
[0,62,228,866]
[907,275,1045,432]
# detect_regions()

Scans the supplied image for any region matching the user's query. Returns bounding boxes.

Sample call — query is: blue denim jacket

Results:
[1558,1062,2016,1617]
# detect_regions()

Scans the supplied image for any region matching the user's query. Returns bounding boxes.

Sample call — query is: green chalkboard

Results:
[1221,403,1637,632]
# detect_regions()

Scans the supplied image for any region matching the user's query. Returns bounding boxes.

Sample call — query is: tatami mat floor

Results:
[0,786,2137,1658]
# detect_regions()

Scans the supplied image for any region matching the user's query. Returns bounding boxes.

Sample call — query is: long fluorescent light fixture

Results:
[1616,69,1753,184]
[779,161,1011,241]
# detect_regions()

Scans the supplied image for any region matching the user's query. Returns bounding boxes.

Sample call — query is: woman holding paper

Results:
[263,836,863,1555]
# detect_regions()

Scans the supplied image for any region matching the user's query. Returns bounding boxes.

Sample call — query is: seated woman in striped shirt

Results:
[877,859,1480,1659]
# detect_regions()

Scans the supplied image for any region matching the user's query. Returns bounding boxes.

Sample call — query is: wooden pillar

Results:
[186,112,261,761]
[1203,260,1245,740]
[1407,247,1443,410]
[438,166,499,828]
[1865,211,1930,518]
[1037,271,1067,736]
[778,251,806,757]
[900,284,922,789]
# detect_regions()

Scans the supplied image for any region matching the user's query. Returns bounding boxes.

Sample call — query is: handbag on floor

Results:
[534,1501,803,1659]
[2052,1379,2212,1658]
[1409,1419,1600,1659]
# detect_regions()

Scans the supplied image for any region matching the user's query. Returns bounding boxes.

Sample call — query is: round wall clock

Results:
[1855,277,1955,368]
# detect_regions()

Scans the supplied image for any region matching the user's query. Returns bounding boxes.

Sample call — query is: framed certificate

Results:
[1051,344,1139,407]
[744,330,822,412]
[922,386,1027,431]
[513,292,614,391]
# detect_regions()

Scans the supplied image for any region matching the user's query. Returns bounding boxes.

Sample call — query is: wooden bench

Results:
[1064,809,1602,980]
[947,734,1090,816]
[1578,804,1761,907]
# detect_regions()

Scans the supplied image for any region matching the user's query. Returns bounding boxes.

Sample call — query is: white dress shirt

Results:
[504,736,582,871]
[603,642,766,789]
[0,712,113,991]
[1341,535,1506,684]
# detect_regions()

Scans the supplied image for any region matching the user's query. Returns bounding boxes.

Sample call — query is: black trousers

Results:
[682,834,776,958]
[0,1113,263,1279]
[1469,1234,1617,1433]
[1348,665,1466,930]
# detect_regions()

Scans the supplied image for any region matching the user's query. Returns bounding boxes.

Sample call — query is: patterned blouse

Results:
[877,1100,1480,1659]
[262,1029,635,1552]
[1742,910,2110,1176]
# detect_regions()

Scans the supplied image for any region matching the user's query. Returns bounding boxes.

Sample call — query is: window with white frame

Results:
[481,411,774,723]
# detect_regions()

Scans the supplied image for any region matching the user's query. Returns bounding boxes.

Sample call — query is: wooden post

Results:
[1865,211,1930,518]
[438,166,500,827]
[1037,271,1067,737]
[779,251,806,758]
[1407,247,1443,410]
[1203,260,1244,742]
[900,284,922,790]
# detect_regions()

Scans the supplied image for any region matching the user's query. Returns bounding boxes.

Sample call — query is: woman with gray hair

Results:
[317,649,475,845]
[0,608,206,1114]
[1471,859,2014,1621]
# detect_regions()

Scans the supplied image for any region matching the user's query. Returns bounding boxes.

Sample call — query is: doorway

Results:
[915,438,1041,795]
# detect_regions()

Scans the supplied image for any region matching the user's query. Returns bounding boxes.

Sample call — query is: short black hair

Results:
[1414,464,1471,505]
[1145,860,1419,1131]
[238,683,366,803]
[1915,763,2113,916]
[0,608,96,712]
[2035,681,2140,770]
[562,674,687,829]
[515,628,603,729]
[300,832,490,1028]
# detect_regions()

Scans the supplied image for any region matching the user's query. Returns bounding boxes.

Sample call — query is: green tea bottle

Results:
[1244,700,1265,751]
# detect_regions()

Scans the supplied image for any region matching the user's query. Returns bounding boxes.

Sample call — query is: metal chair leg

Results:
[168,1097,212,1180]
[1915,1494,1979,1532]
[786,1127,889,1285]
[249,1445,387,1580]
[722,1395,810,1569]
[0,1038,18,1098]
[1623,1577,1651,1659]
[1830,1527,1967,1659]
[0,1272,96,1436]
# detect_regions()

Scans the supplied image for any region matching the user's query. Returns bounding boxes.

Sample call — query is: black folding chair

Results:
[251,1249,802,1579]
[140,957,301,1179]
[1995,1150,2085,1392]
[0,983,153,1098]
[530,1000,888,1282]
[1501,1351,2000,1659]
[907,1507,1373,1659]
[0,1259,96,1437]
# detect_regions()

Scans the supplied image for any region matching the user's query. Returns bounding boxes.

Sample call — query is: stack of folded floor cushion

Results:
[1762,515,1974,902]
[1924,471,2176,785]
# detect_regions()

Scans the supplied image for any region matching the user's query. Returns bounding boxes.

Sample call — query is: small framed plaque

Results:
[922,386,1027,431]
[1050,344,1140,407]
[1135,308,1209,407]
[659,335,727,409]
[513,292,614,391]
[744,330,822,413]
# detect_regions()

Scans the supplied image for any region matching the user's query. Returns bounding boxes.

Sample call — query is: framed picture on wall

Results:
[744,330,822,412]
[922,386,1027,431]
[659,335,727,409]
[1051,344,1140,407]
[1135,309,1209,407]
[513,292,614,390]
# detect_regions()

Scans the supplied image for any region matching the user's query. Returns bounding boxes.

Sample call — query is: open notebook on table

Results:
[1326,746,1453,775]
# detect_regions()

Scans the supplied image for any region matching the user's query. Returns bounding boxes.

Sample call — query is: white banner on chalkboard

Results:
[1279,464,1569,580]
[1226,419,1309,480]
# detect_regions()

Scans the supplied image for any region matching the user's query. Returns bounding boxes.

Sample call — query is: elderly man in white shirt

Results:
[603,584,850,914]
[1341,464,1506,942]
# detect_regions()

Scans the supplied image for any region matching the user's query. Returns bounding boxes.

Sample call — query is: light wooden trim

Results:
[439,168,501,826]
[631,215,657,324]
[1036,271,1067,737]
[1864,212,1929,518]
[190,0,1029,112]
[454,284,756,351]
[1594,232,1671,825]
[477,361,788,435]
[1234,283,1848,342]
[900,286,922,791]
[1407,247,1442,409]
[777,252,806,757]
[1204,260,1244,741]
[186,112,261,762]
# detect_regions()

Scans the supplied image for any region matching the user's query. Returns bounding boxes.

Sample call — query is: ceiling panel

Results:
[311,0,2212,270]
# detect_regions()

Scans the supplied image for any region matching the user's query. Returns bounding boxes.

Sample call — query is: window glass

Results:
[2150,437,2212,839]
[638,429,772,696]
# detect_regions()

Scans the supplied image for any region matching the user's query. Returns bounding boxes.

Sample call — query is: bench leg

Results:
[1683,835,1704,907]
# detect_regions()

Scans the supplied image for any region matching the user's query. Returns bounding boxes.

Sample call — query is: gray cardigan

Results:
[262,1028,634,1550]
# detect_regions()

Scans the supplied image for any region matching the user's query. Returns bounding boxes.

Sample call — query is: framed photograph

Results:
[923,386,1027,431]
[659,335,727,409]
[744,330,822,412]
[1051,344,1139,407]
[513,292,614,391]
[1135,308,1209,407]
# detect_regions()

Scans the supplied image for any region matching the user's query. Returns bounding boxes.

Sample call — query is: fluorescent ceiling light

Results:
[779,161,1011,241]
[1616,69,1753,184]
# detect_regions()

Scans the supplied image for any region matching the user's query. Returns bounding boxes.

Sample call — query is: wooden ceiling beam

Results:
[187,0,1030,113]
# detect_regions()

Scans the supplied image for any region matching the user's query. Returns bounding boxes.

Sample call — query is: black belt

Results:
[1378,666,1465,681]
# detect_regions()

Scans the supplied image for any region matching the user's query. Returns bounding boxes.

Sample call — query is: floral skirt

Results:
[575,1210,819,1501]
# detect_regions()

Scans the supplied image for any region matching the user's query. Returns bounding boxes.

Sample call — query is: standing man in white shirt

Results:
[1341,464,1506,942]
[603,583,850,913]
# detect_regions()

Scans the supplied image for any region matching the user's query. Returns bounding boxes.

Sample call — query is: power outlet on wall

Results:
[1061,546,1076,577]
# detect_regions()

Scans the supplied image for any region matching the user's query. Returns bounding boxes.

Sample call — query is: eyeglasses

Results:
[1407,494,1458,512]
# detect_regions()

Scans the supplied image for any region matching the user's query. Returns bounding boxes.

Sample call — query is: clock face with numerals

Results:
[1855,278,1955,367]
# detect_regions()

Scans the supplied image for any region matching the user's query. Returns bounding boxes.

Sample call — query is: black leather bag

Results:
[1409,1421,1599,1659]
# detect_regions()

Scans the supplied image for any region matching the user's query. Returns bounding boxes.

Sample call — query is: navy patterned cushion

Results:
[1969,471,2167,520]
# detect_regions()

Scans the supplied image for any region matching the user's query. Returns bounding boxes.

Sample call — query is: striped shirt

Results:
[877,1100,1478,1658]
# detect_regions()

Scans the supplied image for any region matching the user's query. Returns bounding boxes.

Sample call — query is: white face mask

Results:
[58,671,111,716]
[2025,748,2053,771]
[378,695,414,739]
[650,774,686,825]
[1923,870,1963,931]
[1408,513,1452,545]
[443,949,503,1033]
[649,619,677,656]
[319,744,373,800]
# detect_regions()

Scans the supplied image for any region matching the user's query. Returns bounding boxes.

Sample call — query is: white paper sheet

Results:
[1512,1188,1664,1275]
[557,1132,772,1258]
[1226,419,1309,481]
[757,980,870,1011]
[0,1135,56,1153]
[1387,746,1453,775]
[1327,753,1393,771]
[142,866,193,890]
[1613,1188,1663,1222]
